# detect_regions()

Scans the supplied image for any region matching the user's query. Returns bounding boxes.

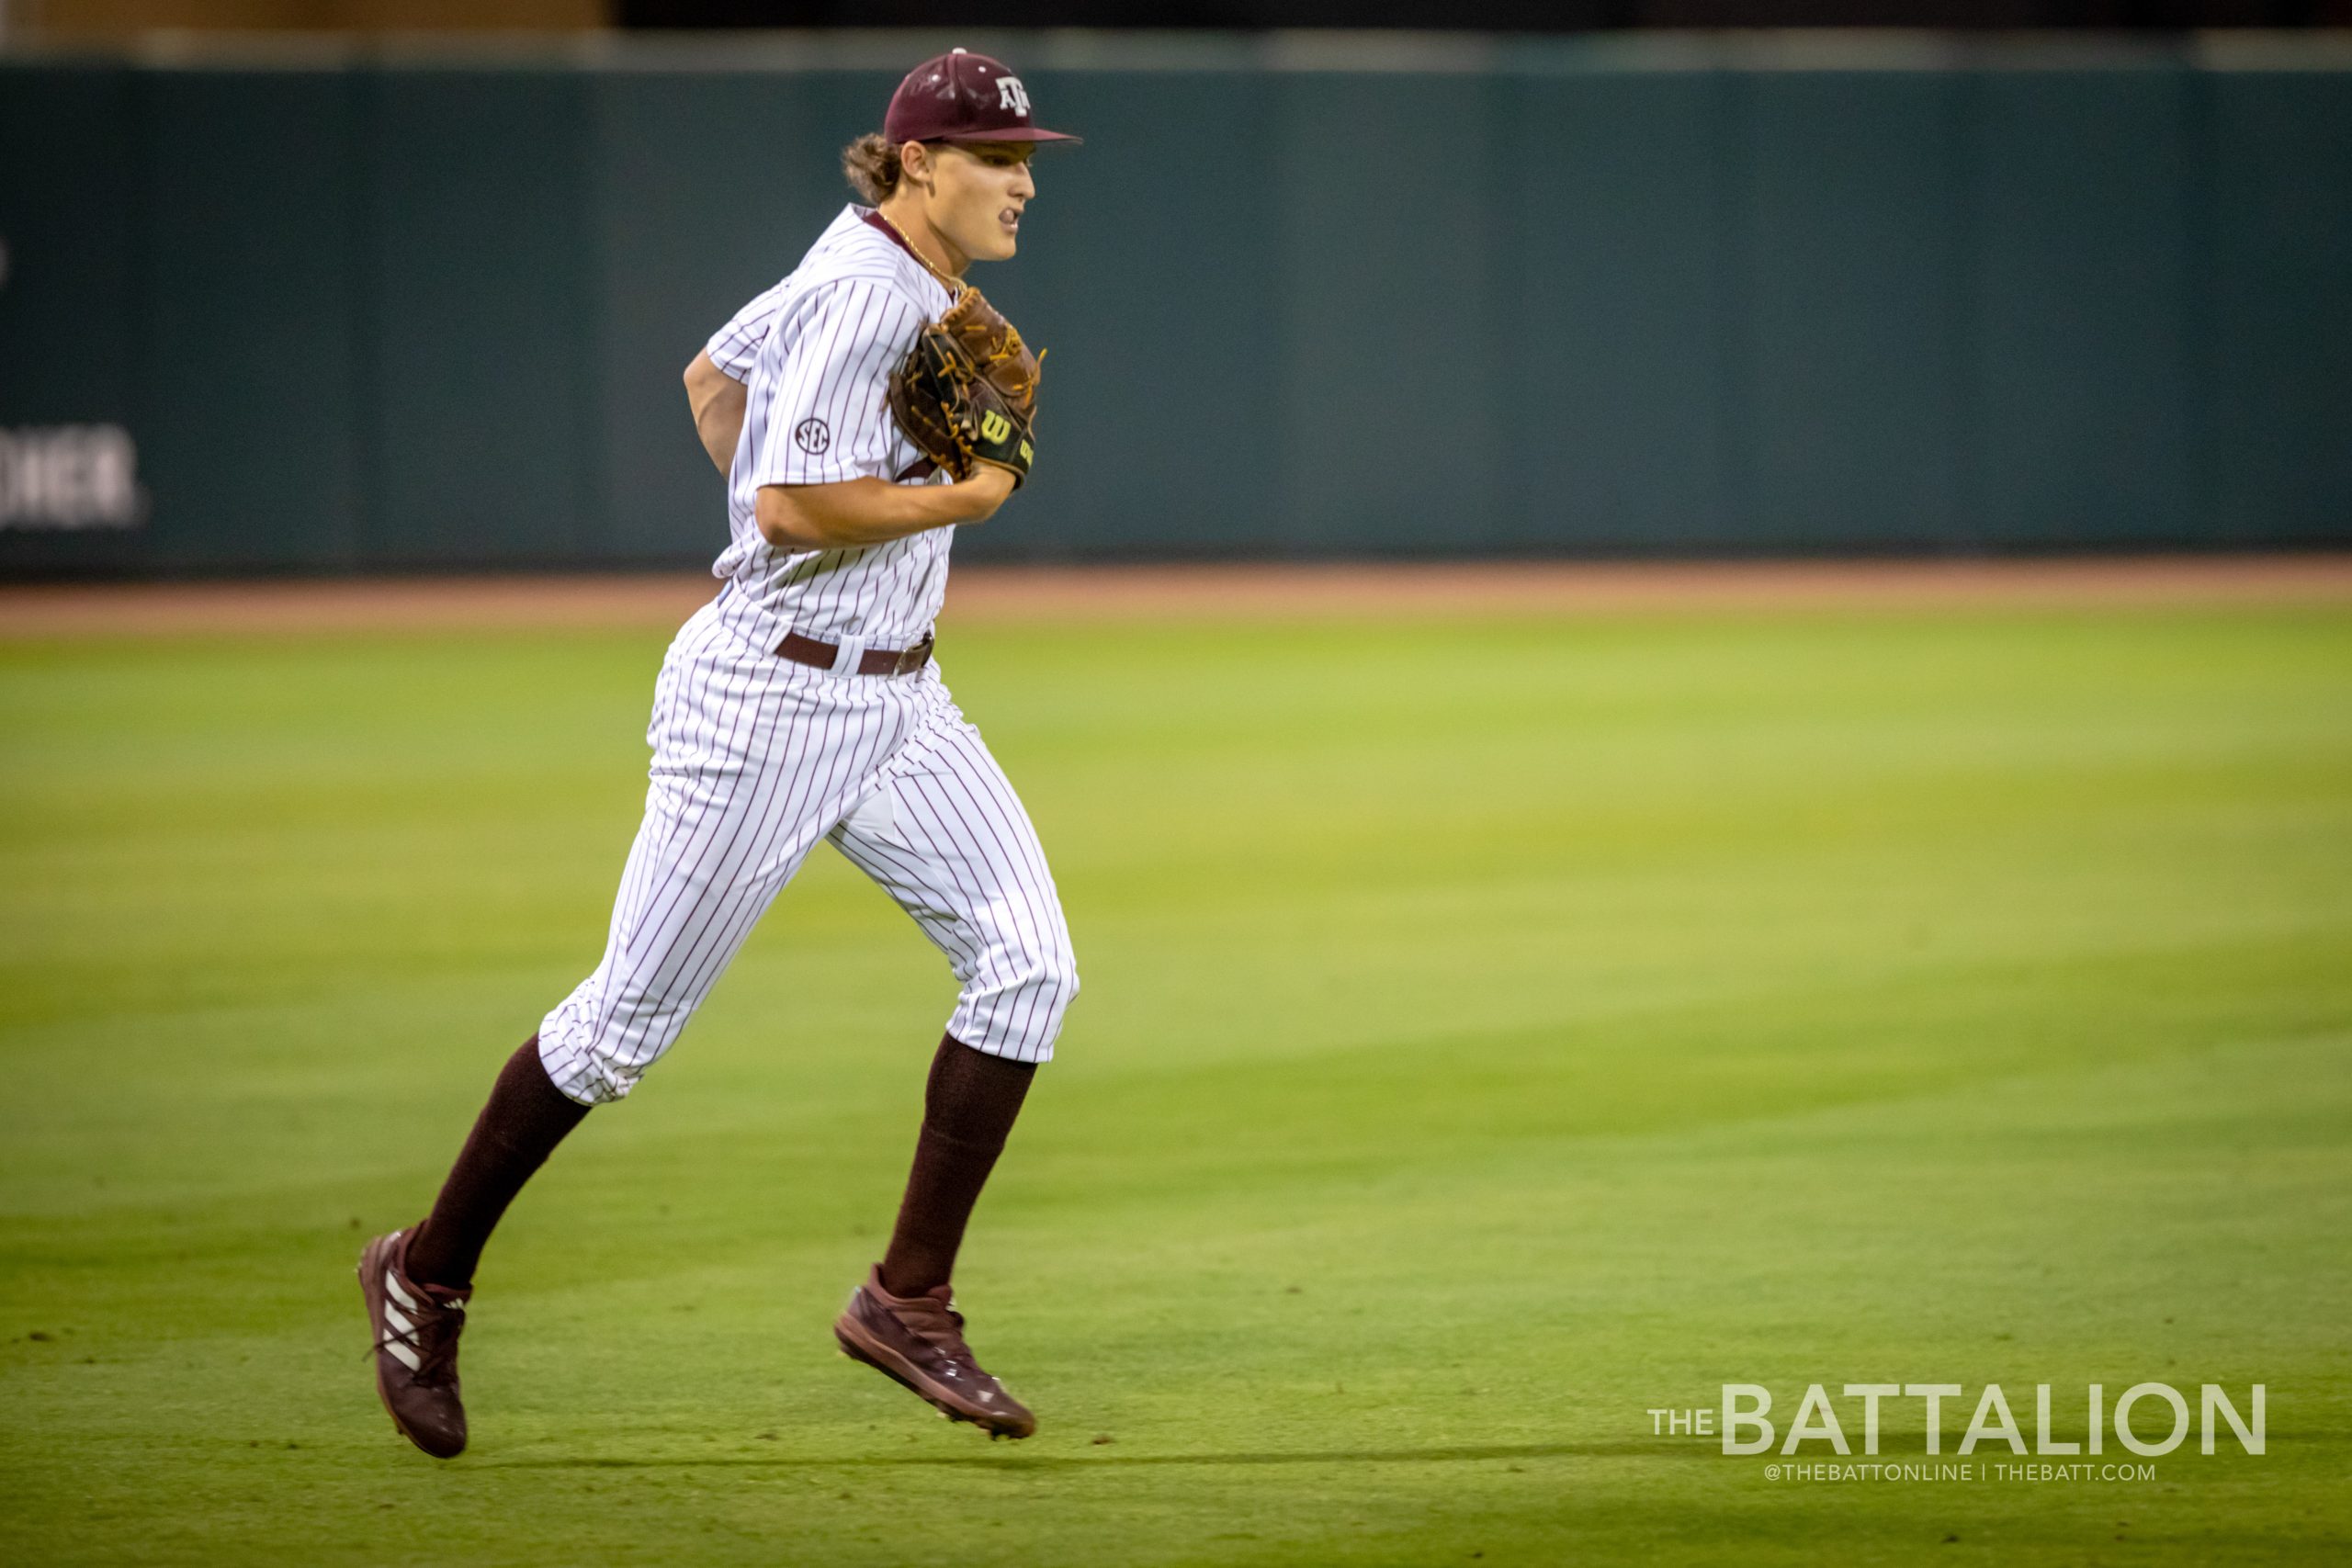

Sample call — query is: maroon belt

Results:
[775,629,934,677]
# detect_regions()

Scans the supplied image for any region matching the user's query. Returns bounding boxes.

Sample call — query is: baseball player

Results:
[358,50,1080,1457]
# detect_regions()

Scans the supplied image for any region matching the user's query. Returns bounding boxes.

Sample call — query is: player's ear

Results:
[899,139,934,194]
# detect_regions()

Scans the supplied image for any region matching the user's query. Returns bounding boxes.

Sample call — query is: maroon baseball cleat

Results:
[833,1265,1037,1439]
[357,1228,470,1459]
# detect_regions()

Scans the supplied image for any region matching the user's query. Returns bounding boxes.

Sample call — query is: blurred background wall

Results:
[1,28,2348,573]
[7,0,605,37]
[13,1,2352,33]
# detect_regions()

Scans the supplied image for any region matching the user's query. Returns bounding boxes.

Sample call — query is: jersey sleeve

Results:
[704,278,791,383]
[747,278,928,488]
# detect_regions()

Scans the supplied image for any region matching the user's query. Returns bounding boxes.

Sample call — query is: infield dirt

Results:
[3,553,2349,639]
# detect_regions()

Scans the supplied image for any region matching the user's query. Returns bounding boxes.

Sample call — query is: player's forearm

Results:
[756,472,1010,550]
[684,353,748,474]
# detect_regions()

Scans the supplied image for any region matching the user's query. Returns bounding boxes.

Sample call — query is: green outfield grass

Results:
[3,598,2348,1565]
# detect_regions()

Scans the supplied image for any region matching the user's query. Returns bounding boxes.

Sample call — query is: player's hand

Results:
[956,464,1018,523]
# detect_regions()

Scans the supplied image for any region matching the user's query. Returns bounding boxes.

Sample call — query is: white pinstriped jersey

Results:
[532,204,1079,1105]
[705,206,960,649]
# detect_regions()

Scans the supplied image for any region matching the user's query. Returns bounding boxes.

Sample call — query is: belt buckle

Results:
[895,641,926,676]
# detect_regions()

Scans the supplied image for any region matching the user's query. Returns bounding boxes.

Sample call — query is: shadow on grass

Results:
[480,1439,1704,1471]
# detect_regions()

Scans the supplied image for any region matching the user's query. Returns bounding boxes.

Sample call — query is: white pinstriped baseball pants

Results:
[537,595,1078,1105]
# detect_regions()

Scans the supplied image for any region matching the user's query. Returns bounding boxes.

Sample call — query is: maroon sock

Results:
[403,1036,589,1291]
[878,1034,1038,1298]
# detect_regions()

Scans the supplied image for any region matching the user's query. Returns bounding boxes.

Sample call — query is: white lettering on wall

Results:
[0,425,144,530]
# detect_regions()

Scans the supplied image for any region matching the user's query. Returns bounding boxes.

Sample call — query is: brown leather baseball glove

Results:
[888,286,1040,488]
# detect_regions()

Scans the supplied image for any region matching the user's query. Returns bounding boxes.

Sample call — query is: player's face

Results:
[925,142,1036,264]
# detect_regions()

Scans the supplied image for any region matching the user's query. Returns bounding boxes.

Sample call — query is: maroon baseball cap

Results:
[883,49,1080,146]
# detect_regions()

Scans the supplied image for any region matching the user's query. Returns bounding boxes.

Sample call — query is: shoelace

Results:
[372,1286,466,1386]
[890,1297,978,1361]
[870,1292,1019,1409]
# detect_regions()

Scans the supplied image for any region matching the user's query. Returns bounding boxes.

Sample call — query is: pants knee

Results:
[1034,961,1080,1036]
[1024,940,1080,1021]
[538,984,698,1105]
[956,941,1078,1059]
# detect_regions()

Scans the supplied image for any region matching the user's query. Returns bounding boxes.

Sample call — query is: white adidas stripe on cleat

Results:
[385,1269,418,1311]
[380,1285,423,1371]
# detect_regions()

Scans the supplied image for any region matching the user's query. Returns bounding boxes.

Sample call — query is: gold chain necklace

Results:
[871,208,966,299]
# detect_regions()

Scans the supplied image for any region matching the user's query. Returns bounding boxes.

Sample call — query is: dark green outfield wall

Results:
[1,34,2346,573]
